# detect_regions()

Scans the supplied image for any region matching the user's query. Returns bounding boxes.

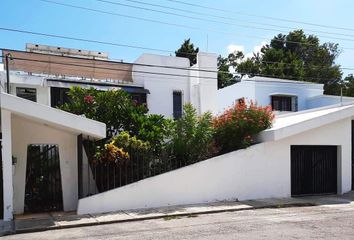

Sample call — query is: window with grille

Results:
[173,91,183,120]
[16,87,37,102]
[271,95,298,112]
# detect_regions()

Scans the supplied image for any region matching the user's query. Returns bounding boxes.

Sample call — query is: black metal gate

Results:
[25,144,63,213]
[291,145,337,196]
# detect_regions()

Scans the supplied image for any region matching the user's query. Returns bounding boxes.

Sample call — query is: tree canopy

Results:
[344,74,354,97]
[175,38,199,66]
[220,30,344,95]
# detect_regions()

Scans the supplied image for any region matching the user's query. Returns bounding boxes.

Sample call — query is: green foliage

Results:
[59,87,171,150]
[131,113,172,151]
[167,103,215,164]
[344,74,354,97]
[59,87,147,135]
[217,52,243,89]
[213,100,274,154]
[175,38,199,66]
[111,131,150,153]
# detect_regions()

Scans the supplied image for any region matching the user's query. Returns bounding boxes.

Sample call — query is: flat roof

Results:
[1,92,106,139]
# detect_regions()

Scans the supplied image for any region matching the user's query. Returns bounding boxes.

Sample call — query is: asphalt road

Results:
[4,203,354,240]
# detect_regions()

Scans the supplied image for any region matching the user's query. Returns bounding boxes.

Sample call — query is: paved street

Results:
[4,203,354,240]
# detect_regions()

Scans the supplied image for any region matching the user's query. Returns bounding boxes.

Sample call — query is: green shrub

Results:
[60,87,171,150]
[59,87,147,136]
[167,103,215,165]
[213,100,274,154]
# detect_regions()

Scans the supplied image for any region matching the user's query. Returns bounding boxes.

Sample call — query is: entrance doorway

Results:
[291,145,337,196]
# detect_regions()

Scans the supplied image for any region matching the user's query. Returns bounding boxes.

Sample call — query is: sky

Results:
[0,0,353,77]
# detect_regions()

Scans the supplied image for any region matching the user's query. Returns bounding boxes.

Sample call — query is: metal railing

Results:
[81,141,201,197]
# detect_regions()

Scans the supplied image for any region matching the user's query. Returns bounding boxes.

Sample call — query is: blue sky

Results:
[1,0,353,77]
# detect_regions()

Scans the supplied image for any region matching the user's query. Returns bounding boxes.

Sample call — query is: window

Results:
[16,87,37,102]
[51,87,70,108]
[131,93,147,106]
[173,91,183,120]
[271,95,298,112]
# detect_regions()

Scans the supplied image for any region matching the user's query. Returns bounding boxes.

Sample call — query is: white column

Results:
[1,109,13,221]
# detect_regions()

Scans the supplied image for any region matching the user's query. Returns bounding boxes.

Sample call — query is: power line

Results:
[36,0,354,50]
[3,48,354,75]
[98,0,354,41]
[2,55,217,80]
[2,25,354,69]
[1,54,346,83]
[165,0,354,33]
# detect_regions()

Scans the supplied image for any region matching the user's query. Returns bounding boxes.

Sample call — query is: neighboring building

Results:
[0,44,218,118]
[217,76,354,113]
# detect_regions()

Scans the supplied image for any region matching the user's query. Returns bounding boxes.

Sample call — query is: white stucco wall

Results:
[1,110,14,221]
[11,115,79,214]
[217,77,324,113]
[10,83,50,106]
[78,117,352,215]
[133,52,218,118]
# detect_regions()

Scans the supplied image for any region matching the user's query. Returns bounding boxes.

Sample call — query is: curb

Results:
[9,202,315,236]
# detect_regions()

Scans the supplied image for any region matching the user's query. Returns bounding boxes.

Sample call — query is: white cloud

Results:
[227,44,245,54]
[253,41,267,54]
[226,41,267,60]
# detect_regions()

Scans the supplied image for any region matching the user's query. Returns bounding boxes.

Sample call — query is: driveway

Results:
[3,197,354,240]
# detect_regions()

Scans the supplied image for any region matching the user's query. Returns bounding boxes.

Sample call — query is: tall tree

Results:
[175,38,199,66]
[217,51,244,89]
[227,30,343,95]
[344,74,354,97]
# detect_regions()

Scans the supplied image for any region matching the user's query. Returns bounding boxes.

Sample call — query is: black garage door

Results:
[291,146,337,196]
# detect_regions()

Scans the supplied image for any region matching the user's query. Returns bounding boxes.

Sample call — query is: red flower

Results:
[84,95,94,104]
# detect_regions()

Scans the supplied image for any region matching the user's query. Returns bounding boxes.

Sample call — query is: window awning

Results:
[122,87,150,94]
[46,79,149,94]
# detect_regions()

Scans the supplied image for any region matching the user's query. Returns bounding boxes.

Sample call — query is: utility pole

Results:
[5,53,12,94]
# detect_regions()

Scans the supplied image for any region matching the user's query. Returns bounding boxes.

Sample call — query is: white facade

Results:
[78,105,354,215]
[133,52,218,117]
[217,76,353,113]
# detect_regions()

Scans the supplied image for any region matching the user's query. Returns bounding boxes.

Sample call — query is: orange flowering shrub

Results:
[213,100,274,154]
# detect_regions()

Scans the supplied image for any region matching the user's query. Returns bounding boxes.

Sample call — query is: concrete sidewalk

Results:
[2,192,354,236]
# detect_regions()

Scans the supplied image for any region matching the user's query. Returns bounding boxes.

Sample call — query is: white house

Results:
[2,43,354,221]
[218,76,354,113]
[0,44,218,119]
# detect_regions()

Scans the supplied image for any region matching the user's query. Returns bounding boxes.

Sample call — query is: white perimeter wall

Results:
[12,115,78,214]
[307,95,354,109]
[78,117,351,215]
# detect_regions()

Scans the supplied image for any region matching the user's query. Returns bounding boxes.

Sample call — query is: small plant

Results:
[111,131,151,153]
[167,103,215,165]
[213,100,274,154]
